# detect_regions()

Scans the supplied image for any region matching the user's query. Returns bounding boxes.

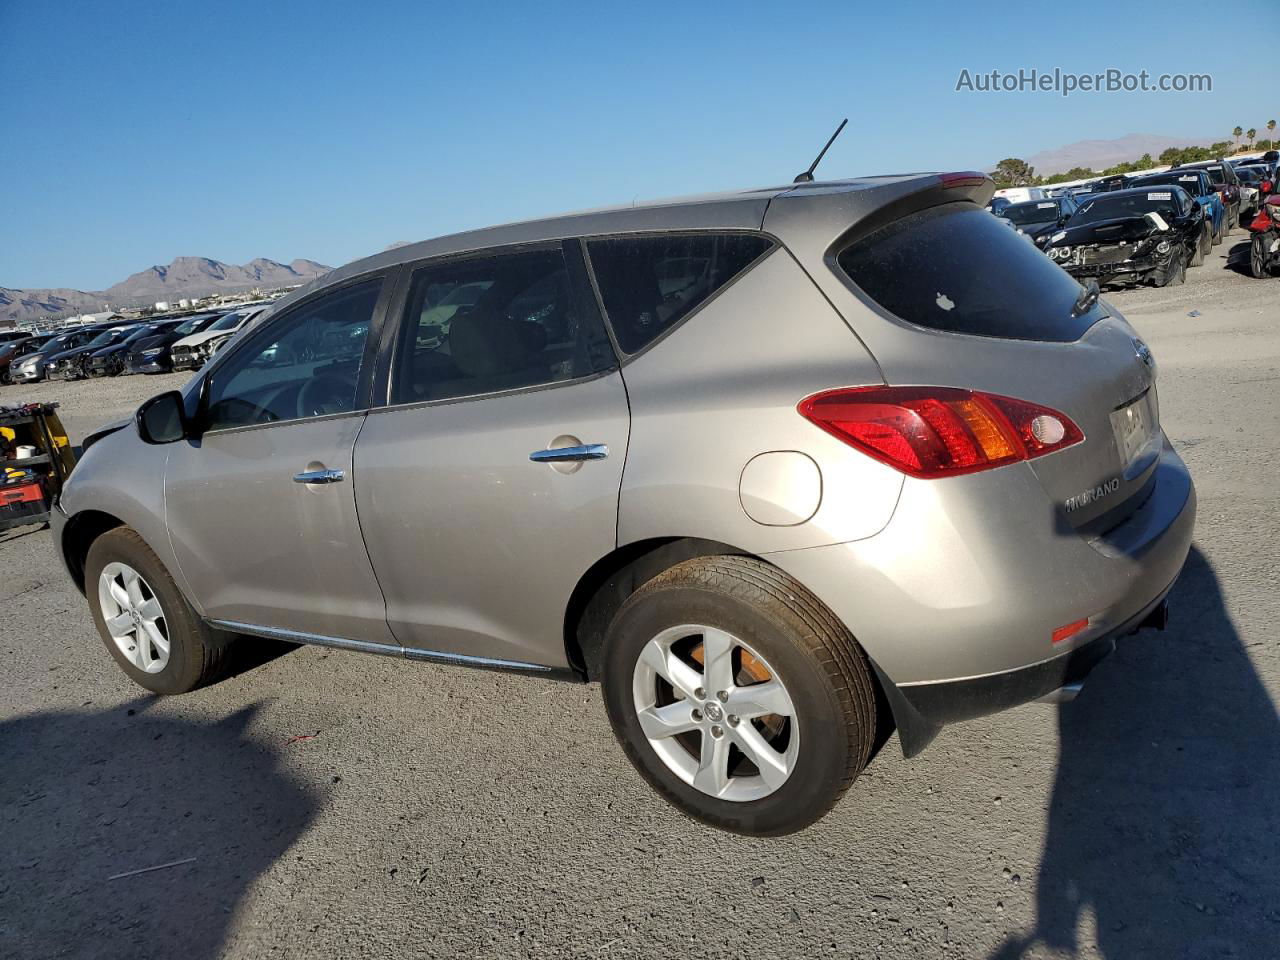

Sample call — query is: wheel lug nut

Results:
[716,690,729,703]
[728,715,739,727]
[694,687,706,700]
[691,708,703,722]
[711,725,724,738]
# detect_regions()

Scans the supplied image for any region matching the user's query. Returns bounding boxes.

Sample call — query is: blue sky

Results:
[1,0,1269,291]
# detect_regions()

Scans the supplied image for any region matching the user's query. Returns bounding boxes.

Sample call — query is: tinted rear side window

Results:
[836,201,1104,342]
[587,233,773,353]
[391,246,615,404]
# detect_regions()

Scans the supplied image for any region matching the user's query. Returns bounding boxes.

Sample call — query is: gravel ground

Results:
[2,235,1277,960]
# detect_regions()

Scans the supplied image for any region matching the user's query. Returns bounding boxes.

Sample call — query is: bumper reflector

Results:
[1052,619,1090,645]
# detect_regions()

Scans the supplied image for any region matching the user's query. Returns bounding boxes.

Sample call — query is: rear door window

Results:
[586,233,773,354]
[836,201,1104,342]
[391,245,615,404]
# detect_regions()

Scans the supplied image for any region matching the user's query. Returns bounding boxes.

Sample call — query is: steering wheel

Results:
[296,371,356,419]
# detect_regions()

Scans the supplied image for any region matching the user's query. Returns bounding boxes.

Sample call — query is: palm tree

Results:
[1247,128,1257,149]
[1269,120,1277,149]
[1234,126,1243,150]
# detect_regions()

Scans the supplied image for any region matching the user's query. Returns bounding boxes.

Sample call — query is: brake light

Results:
[939,171,990,189]
[798,386,1084,479]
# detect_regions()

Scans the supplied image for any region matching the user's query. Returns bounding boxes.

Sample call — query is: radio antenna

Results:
[793,118,848,184]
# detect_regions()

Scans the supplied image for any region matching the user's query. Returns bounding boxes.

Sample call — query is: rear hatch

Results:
[832,197,1161,531]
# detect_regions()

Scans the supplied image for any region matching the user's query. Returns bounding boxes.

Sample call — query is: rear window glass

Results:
[836,201,1104,342]
[587,233,773,354]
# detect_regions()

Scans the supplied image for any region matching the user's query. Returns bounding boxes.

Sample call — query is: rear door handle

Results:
[293,468,346,485]
[529,443,609,463]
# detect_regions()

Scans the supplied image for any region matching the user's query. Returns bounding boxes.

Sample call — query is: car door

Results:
[353,241,628,668]
[164,273,397,645]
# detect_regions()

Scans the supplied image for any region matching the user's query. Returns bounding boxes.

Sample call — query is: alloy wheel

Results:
[98,561,170,673]
[631,624,799,802]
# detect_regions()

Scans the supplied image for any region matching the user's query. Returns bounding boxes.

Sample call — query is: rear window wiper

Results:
[1072,279,1100,318]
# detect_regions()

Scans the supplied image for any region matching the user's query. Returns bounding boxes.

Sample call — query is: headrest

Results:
[448,309,546,379]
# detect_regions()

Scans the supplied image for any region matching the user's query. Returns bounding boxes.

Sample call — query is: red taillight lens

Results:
[798,386,1084,479]
[939,171,990,189]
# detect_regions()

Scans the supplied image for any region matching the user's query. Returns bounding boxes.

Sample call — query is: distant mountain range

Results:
[1023,133,1218,175]
[0,256,331,327]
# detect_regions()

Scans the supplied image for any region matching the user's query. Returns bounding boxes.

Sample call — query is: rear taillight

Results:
[798,386,1084,479]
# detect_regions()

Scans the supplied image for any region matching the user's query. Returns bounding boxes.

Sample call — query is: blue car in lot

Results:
[1131,169,1226,246]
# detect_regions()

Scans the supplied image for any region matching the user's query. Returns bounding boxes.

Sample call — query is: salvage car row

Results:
[0,304,270,387]
[990,152,1280,286]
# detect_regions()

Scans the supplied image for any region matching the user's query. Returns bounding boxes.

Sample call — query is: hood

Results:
[173,326,241,350]
[81,417,133,453]
[47,344,98,362]
[1050,215,1162,247]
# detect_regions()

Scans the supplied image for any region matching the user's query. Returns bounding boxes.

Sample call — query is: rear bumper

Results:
[766,437,1195,753]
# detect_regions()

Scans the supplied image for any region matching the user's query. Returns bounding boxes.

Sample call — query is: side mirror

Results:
[135,390,189,444]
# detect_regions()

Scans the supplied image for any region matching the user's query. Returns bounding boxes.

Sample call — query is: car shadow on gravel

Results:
[991,547,1279,959]
[0,700,317,960]
[1224,238,1255,276]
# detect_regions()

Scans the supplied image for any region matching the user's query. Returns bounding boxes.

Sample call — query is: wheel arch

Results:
[563,537,752,682]
[59,509,128,594]
[562,536,909,756]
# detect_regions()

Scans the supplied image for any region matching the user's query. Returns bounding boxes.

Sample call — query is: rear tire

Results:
[601,555,877,836]
[85,527,234,695]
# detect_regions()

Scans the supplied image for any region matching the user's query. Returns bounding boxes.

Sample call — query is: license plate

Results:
[1111,391,1157,467]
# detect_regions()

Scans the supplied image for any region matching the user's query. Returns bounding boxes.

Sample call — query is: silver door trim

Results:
[293,468,346,485]
[207,618,568,675]
[529,443,609,463]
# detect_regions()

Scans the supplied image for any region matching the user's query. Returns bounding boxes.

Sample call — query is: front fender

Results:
[56,427,198,612]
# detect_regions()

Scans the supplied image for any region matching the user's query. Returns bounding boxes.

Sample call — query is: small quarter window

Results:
[586,233,773,354]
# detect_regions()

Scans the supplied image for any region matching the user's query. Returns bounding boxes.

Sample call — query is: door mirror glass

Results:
[136,391,188,444]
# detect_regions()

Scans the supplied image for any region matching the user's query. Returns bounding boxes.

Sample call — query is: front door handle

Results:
[529,443,609,463]
[293,468,346,485]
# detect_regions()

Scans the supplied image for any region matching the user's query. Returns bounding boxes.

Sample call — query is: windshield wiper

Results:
[1072,279,1100,318]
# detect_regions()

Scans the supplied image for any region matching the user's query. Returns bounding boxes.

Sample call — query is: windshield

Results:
[207,312,243,332]
[1134,173,1203,196]
[123,325,160,343]
[86,329,124,348]
[1235,168,1259,183]
[172,317,207,335]
[1002,201,1061,226]
[1071,192,1180,226]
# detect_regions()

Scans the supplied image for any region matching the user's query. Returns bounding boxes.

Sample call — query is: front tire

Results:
[602,556,877,836]
[1152,248,1186,287]
[1252,235,1272,279]
[1191,225,1209,266]
[85,527,233,695]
